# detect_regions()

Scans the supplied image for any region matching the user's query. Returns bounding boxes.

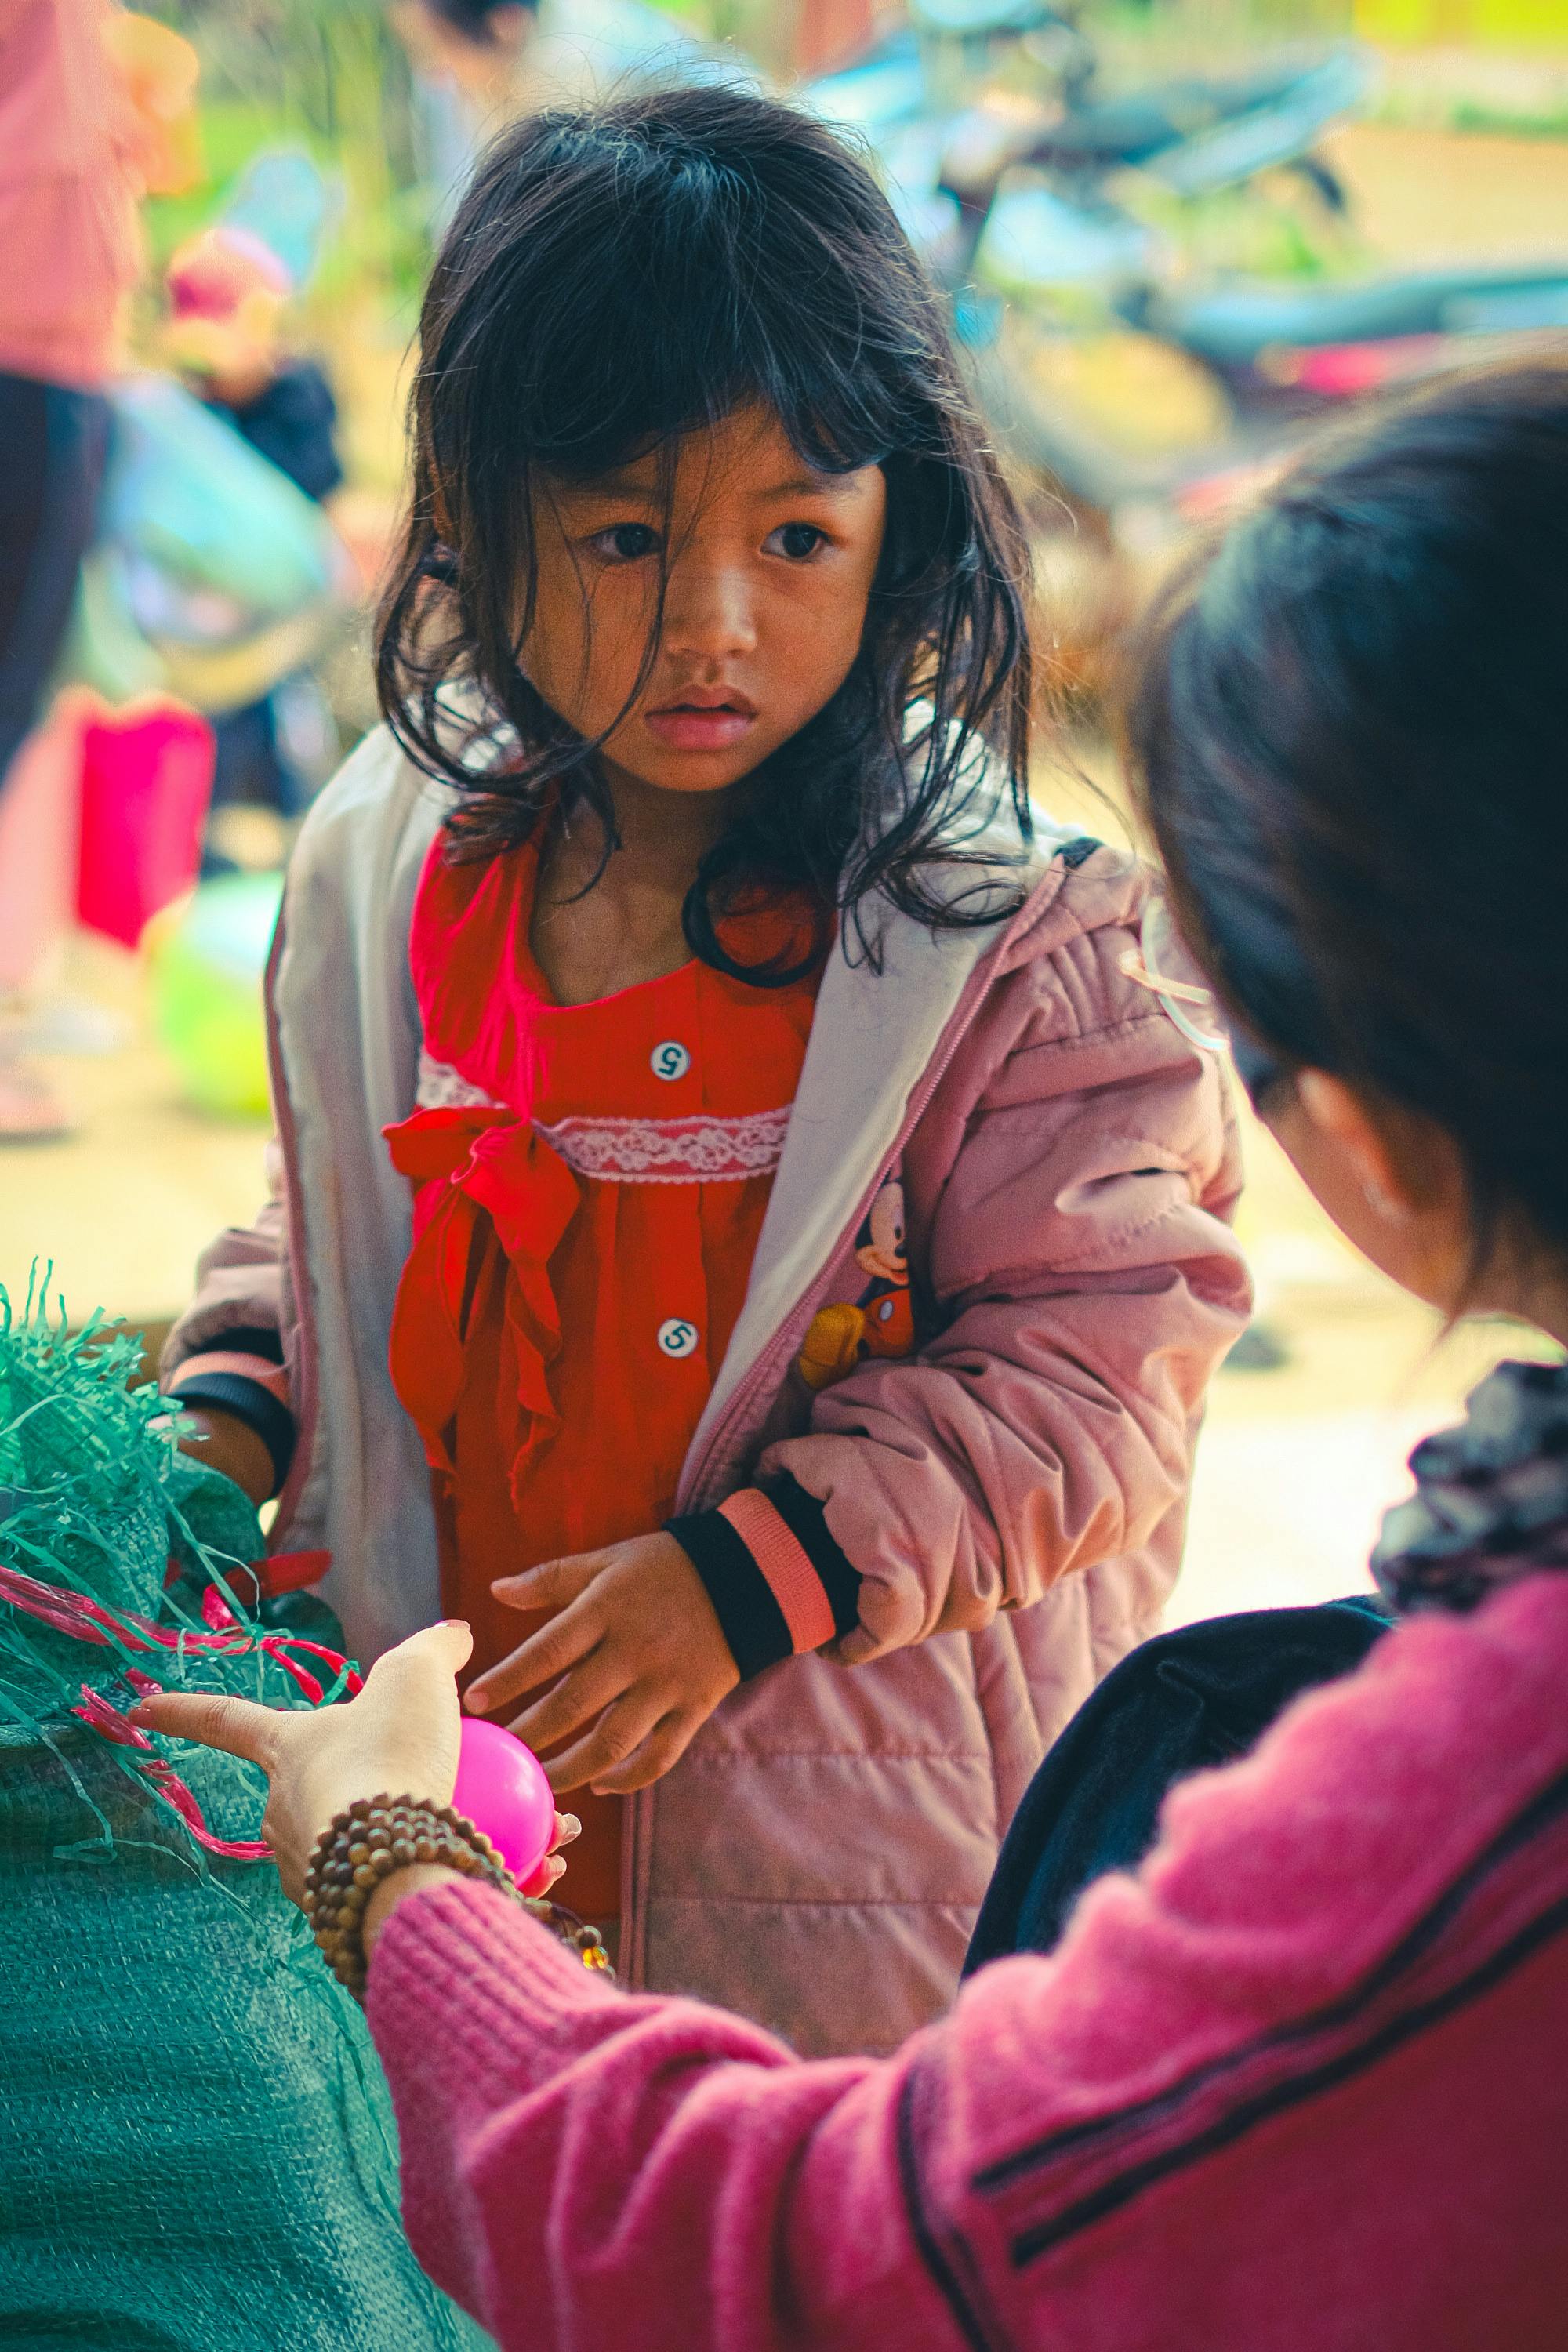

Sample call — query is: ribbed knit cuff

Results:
[168,1334,295,1498]
[666,1477,860,1680]
[667,1504,791,1679]
[758,1473,862,1638]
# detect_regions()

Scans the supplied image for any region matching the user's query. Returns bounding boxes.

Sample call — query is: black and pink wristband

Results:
[666,1474,861,1680]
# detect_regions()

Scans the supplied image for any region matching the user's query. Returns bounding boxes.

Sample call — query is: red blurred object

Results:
[256,1549,333,1599]
[1265,334,1446,400]
[76,697,214,948]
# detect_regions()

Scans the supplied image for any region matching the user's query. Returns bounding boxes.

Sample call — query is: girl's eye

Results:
[588,524,661,564]
[767,522,829,561]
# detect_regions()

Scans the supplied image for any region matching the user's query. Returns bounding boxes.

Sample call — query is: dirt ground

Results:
[3,115,1564,1624]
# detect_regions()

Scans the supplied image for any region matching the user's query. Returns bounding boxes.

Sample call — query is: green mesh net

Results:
[0,1277,490,2350]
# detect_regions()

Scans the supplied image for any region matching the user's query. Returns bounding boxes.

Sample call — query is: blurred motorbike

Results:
[808,3,1369,287]
[812,13,1568,702]
[806,3,1378,694]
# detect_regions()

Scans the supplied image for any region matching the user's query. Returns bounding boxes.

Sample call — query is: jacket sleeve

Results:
[755,913,1251,1662]
[159,1138,296,1494]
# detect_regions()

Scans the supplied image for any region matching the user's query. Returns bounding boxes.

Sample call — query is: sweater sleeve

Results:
[363,1591,1566,2352]
[365,1878,943,2352]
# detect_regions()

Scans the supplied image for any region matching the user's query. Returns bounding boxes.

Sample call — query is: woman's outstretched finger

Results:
[130,1689,284,1770]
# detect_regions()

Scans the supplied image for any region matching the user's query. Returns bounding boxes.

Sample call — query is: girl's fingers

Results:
[538,1691,665,1795]
[130,1689,285,1770]
[506,1653,630,1755]
[465,1599,603,1716]
[491,1554,604,1613]
[588,1707,702,1797]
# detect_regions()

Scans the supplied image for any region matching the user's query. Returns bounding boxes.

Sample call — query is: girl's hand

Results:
[130,1621,578,1907]
[467,1534,740,1795]
[177,1405,277,1510]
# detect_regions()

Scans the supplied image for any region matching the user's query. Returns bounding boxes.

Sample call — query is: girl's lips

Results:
[643,704,757,752]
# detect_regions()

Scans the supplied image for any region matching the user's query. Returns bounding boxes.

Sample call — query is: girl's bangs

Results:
[474,237,906,488]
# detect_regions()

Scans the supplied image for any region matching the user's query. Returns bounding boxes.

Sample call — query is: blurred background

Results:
[2,0,1565,1613]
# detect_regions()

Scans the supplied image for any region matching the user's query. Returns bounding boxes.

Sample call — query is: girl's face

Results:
[522,405,887,799]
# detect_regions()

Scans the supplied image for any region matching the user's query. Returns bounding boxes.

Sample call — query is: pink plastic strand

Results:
[0,1552,364,1864]
[0,1555,361,1694]
[71,1683,271,1861]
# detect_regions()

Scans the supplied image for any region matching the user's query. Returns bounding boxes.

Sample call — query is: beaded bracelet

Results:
[303,1792,614,2002]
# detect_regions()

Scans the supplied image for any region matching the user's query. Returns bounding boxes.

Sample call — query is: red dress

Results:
[385,833,820,1918]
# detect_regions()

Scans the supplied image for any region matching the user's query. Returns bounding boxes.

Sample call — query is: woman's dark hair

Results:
[376,82,1033,980]
[1128,354,1568,1262]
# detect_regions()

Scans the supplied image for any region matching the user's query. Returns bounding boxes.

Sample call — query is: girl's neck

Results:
[606,763,733,884]
[531,764,737,1007]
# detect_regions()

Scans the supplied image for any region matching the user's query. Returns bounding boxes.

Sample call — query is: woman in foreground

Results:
[141,362,1568,2349]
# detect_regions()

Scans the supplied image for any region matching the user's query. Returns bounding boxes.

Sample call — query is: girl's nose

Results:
[659,561,758,662]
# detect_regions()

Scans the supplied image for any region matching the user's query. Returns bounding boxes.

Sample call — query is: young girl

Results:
[162,84,1246,2053]
[150,354,1568,2352]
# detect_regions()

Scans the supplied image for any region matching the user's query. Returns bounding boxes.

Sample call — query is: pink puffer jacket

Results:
[164,727,1249,2053]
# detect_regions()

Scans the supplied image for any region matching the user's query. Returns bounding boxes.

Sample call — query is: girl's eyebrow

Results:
[757,470,866,499]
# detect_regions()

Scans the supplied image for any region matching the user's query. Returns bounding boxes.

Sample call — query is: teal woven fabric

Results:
[0,1720,489,2350]
[0,1288,490,2350]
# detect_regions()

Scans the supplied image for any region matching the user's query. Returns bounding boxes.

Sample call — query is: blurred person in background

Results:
[0,0,196,1136]
[163,220,345,849]
[391,0,715,232]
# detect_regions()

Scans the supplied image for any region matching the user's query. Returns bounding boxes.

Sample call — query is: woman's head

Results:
[1129,358,1568,1324]
[377,82,1032,973]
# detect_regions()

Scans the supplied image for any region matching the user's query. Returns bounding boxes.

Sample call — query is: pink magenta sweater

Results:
[367,1572,1568,2351]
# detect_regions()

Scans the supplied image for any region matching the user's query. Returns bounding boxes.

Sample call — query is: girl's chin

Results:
[602,742,767,797]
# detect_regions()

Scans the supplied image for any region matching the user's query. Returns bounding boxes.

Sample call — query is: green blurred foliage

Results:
[132,2,431,307]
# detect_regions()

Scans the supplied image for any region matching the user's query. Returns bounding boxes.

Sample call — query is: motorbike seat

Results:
[1034,58,1344,168]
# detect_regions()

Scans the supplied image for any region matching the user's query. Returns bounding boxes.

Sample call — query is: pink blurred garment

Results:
[76,696,213,947]
[368,1568,1568,2352]
[0,692,83,993]
[0,0,143,389]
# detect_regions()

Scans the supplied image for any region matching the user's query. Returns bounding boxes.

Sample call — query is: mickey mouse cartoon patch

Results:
[798,1171,915,1392]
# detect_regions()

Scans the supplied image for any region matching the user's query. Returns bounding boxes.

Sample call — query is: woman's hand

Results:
[132,1621,577,1907]
[466,1533,740,1796]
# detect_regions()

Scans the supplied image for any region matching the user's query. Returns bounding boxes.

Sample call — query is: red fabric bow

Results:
[384,1105,581,1492]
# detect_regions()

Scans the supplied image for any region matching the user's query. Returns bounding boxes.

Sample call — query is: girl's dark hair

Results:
[1128,354,1568,1261]
[376,82,1033,980]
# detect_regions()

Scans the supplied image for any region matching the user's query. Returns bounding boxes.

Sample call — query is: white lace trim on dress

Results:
[416,1054,791,1185]
[416,1050,503,1112]
[535,1107,792,1185]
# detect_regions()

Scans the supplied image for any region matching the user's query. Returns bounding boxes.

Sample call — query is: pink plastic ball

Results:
[452,1717,556,1888]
